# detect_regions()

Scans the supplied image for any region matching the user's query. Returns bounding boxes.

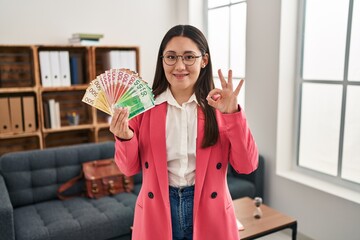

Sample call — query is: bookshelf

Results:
[0,45,140,156]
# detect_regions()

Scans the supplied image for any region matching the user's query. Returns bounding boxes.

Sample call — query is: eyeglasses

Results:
[161,52,203,66]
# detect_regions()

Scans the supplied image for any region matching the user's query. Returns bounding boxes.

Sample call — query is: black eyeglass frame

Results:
[161,53,203,66]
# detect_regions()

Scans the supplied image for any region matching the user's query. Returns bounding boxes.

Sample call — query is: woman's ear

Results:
[202,53,209,68]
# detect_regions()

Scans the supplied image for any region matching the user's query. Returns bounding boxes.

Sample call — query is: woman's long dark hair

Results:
[152,25,218,148]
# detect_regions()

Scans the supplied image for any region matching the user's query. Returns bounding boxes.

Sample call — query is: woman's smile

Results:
[173,72,189,80]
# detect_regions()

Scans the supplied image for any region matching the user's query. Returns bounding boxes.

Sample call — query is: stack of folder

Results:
[39,51,72,87]
[102,50,137,72]
[0,96,36,134]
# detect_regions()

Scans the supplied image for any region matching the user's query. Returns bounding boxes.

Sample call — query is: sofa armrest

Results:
[230,155,264,198]
[0,174,15,240]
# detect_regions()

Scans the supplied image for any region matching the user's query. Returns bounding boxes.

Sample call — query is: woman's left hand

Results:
[206,69,244,114]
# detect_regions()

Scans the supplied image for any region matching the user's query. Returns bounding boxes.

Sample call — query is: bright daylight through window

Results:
[298,0,360,186]
[206,0,247,107]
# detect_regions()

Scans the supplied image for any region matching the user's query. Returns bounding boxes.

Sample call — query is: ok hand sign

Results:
[206,69,244,114]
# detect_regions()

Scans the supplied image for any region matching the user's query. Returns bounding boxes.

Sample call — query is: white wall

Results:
[1,0,359,239]
[0,0,182,84]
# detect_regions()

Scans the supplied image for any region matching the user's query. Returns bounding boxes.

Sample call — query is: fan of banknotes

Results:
[82,68,155,119]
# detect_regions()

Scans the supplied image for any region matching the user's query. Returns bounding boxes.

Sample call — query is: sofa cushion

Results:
[14,193,136,240]
[227,175,255,199]
[0,142,115,208]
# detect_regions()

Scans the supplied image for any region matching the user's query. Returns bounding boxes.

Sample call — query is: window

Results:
[206,0,247,107]
[298,0,360,187]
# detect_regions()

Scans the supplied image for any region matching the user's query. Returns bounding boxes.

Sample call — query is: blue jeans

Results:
[169,185,194,240]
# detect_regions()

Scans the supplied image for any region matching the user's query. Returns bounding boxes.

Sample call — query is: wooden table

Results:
[233,197,297,240]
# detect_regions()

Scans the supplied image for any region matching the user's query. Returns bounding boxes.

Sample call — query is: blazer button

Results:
[148,192,154,199]
[145,162,149,169]
[211,192,217,199]
[216,162,222,169]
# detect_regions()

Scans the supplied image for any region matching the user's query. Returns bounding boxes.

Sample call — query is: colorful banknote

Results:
[82,68,155,119]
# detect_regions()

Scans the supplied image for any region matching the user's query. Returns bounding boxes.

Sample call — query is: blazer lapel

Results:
[194,106,212,219]
[149,103,169,204]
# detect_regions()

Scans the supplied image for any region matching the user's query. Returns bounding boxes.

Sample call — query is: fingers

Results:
[206,88,222,108]
[234,79,244,96]
[218,69,233,90]
[207,88,222,99]
[109,107,131,138]
[227,69,233,90]
[111,108,122,126]
[206,95,217,108]
[218,69,227,89]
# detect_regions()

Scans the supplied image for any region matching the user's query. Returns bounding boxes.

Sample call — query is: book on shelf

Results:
[68,38,100,46]
[69,54,84,85]
[71,33,104,39]
[69,33,104,46]
[47,99,61,129]
[43,101,51,129]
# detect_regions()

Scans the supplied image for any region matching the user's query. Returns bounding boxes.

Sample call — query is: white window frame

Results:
[277,0,360,204]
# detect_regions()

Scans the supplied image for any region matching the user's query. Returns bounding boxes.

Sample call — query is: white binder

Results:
[119,50,136,71]
[39,51,53,87]
[106,50,120,69]
[49,51,61,87]
[59,51,71,86]
[127,50,137,72]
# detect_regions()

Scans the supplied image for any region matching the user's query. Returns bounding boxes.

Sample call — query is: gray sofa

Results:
[0,141,264,240]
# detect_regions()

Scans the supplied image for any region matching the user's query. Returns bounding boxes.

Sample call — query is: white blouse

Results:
[155,88,198,187]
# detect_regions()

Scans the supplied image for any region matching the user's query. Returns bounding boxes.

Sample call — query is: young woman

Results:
[110,25,258,240]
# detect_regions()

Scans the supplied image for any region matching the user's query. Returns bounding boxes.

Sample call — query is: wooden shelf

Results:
[43,124,94,134]
[0,44,140,156]
[0,87,37,93]
[40,85,88,92]
[43,129,95,148]
[97,123,110,129]
[0,131,41,139]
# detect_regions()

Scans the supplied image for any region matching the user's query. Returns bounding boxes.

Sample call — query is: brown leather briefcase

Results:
[58,158,134,199]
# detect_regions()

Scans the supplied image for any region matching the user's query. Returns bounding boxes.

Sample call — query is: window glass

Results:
[208,7,230,76]
[208,0,230,8]
[341,86,360,183]
[302,0,349,80]
[207,0,246,108]
[230,3,246,78]
[298,83,342,176]
[348,0,360,81]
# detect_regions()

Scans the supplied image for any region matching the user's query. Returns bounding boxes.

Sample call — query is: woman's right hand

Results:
[109,107,134,140]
